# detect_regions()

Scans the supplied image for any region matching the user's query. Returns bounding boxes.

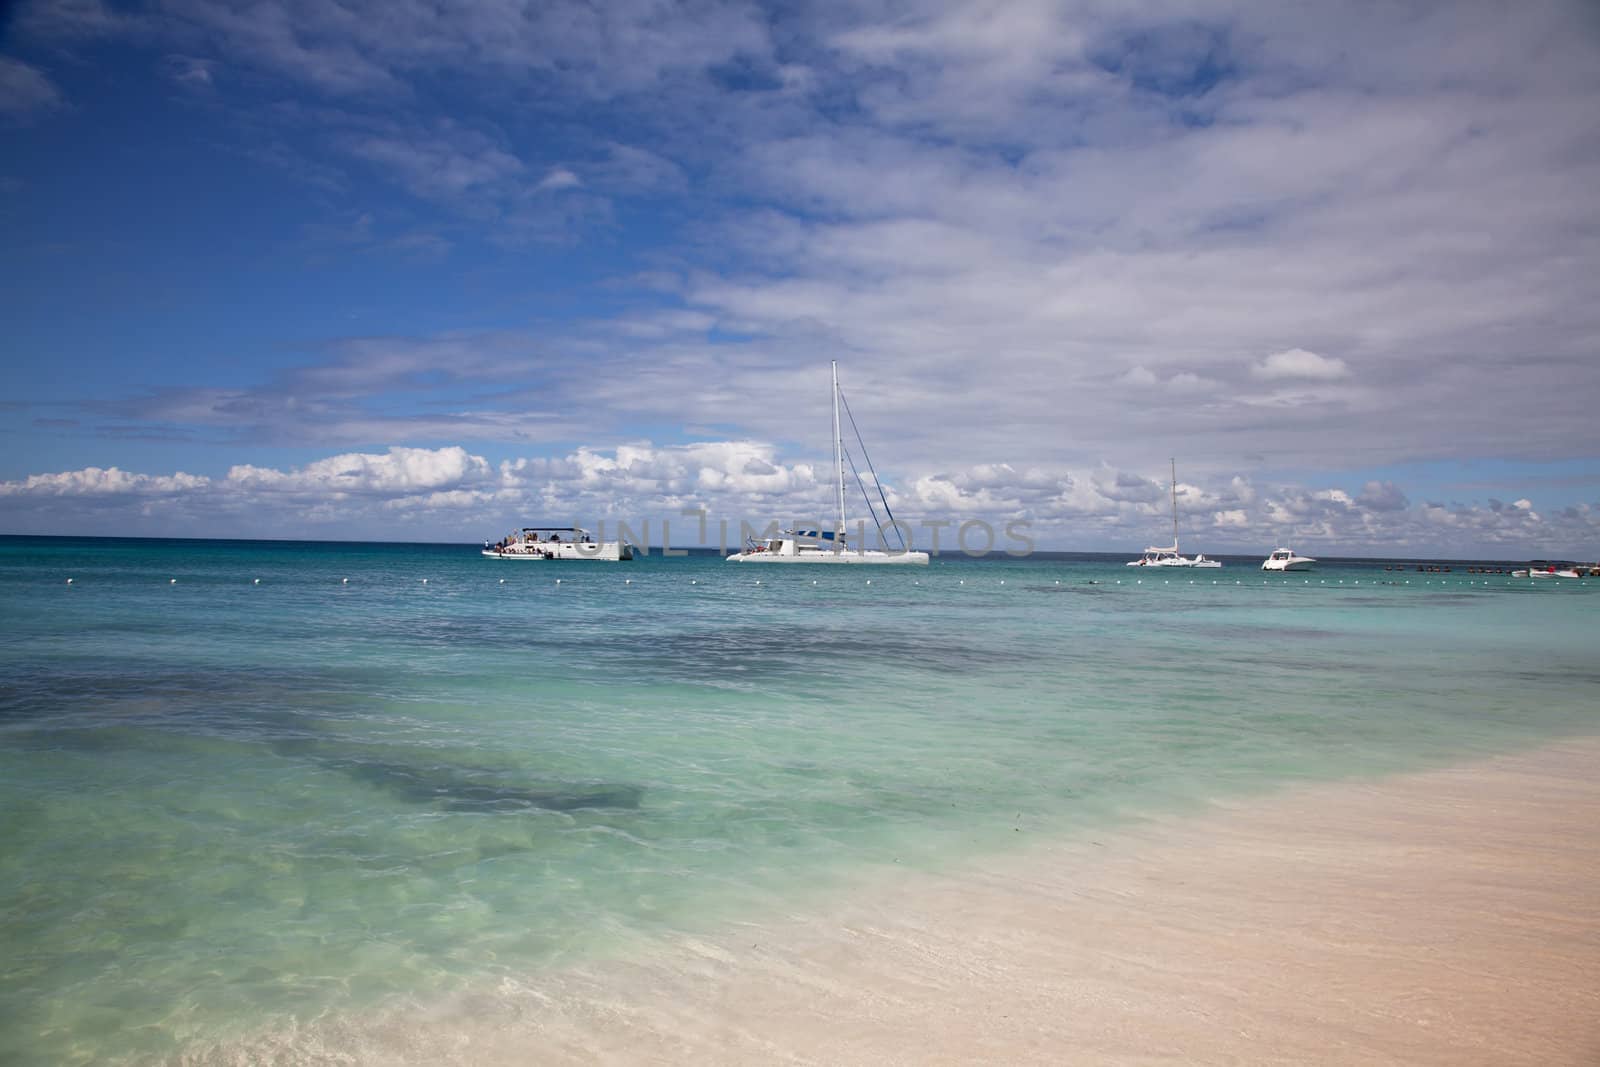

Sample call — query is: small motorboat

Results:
[1261,548,1316,572]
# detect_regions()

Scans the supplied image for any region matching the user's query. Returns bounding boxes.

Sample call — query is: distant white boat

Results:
[1262,548,1316,572]
[1127,458,1220,568]
[1517,561,1587,578]
[1127,547,1185,568]
[727,362,929,565]
[482,527,634,561]
[1127,547,1221,568]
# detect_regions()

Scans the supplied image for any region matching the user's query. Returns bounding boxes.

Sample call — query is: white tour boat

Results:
[727,362,929,565]
[1127,458,1221,568]
[1521,562,1582,578]
[1262,547,1316,572]
[482,527,634,561]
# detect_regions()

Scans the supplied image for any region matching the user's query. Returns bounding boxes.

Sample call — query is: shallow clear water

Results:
[1,537,1595,1063]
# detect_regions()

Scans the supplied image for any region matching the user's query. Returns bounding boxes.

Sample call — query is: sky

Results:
[2,0,1598,556]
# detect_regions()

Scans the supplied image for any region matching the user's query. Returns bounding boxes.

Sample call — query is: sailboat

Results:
[1126,458,1221,568]
[727,362,930,565]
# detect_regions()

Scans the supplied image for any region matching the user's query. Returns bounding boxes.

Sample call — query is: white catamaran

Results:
[482,527,635,561]
[727,362,929,565]
[1127,458,1221,568]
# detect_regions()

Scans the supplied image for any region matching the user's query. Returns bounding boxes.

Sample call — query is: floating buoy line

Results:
[51,572,1570,593]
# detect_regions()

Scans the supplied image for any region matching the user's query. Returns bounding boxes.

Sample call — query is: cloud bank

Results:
[4,444,1597,557]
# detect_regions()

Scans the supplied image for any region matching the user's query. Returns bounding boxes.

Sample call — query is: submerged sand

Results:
[216,740,1600,1065]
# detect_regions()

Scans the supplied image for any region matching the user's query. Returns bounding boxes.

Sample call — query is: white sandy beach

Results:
[213,739,1600,1066]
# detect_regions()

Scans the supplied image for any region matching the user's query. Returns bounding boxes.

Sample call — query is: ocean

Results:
[1,536,1595,1064]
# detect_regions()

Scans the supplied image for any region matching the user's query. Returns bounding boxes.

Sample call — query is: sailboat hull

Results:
[727,548,929,565]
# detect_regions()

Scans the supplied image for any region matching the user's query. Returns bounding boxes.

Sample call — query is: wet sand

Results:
[217,740,1600,1065]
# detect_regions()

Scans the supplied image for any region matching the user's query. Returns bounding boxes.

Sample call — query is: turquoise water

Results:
[1,536,1596,1063]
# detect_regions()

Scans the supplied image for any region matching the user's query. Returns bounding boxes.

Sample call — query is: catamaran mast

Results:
[833,360,847,544]
[1170,456,1179,554]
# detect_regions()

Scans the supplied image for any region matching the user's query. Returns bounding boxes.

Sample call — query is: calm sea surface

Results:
[1,536,1595,1063]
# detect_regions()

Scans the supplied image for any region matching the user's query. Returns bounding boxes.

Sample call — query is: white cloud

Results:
[1113,366,1218,392]
[0,466,209,495]
[0,57,63,116]
[15,0,133,40]
[225,446,492,496]
[22,0,774,98]
[1166,371,1218,392]
[535,167,582,192]
[1251,348,1351,381]
[1357,480,1409,512]
[161,54,217,87]
[339,121,526,203]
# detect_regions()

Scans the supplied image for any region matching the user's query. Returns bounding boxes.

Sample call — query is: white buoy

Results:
[556,578,562,584]
[170,578,177,584]
[342,578,349,584]
[1054,580,1059,585]
[959,579,964,585]
[691,579,697,585]
[66,577,74,584]
[625,579,631,585]
[253,578,261,585]
[866,579,872,585]
[421,578,428,584]
[813,579,818,584]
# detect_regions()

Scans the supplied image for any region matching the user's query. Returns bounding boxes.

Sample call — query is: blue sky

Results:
[3,0,1598,555]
